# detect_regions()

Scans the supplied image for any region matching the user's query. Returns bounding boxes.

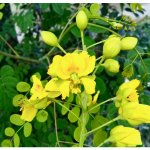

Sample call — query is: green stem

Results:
[86,116,120,136]
[135,48,147,73]
[89,16,131,26]
[98,139,109,147]
[0,35,20,56]
[81,30,85,50]
[57,44,67,54]
[93,56,105,75]
[88,97,115,113]
[53,102,60,147]
[87,40,106,50]
[79,110,88,147]
[0,50,40,63]
[88,23,121,37]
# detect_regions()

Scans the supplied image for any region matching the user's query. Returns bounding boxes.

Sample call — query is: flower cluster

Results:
[13,9,149,148]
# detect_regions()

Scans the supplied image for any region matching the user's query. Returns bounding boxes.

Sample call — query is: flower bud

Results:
[121,37,138,50]
[119,103,150,126]
[40,31,58,47]
[102,59,120,73]
[76,10,88,31]
[112,22,123,30]
[103,37,121,58]
[109,125,142,147]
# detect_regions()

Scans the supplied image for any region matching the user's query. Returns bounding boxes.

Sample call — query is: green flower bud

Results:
[121,37,138,50]
[40,31,58,47]
[102,59,120,73]
[112,22,123,30]
[103,37,121,58]
[76,10,88,31]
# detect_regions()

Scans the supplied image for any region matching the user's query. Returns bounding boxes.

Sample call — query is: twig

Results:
[0,50,40,63]
[0,35,20,56]
[53,102,60,147]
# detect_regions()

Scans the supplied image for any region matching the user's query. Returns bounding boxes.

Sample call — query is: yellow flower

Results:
[30,75,48,99]
[109,125,142,147]
[21,75,59,122]
[115,79,140,107]
[119,103,150,126]
[20,104,38,122]
[46,51,96,99]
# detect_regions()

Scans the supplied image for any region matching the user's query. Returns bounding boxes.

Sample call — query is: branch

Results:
[0,50,40,63]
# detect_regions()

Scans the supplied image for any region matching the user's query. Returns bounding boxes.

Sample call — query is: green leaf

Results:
[95,77,106,94]
[74,126,87,142]
[40,4,50,11]
[138,58,150,82]
[16,82,31,92]
[61,102,70,115]
[71,26,80,38]
[84,36,95,47]
[91,115,109,133]
[14,10,34,32]
[57,119,68,130]
[93,129,107,146]
[10,114,25,126]
[68,107,80,123]
[0,65,18,116]
[24,122,32,137]
[88,103,100,114]
[0,65,14,77]
[52,4,64,15]
[5,127,15,137]
[107,103,118,119]
[1,139,12,147]
[0,3,5,10]
[36,110,48,123]
[0,12,3,20]
[90,3,100,17]
[130,3,143,12]
[13,94,25,107]
[74,126,81,142]
[13,133,20,147]
[67,93,74,102]
[122,64,134,78]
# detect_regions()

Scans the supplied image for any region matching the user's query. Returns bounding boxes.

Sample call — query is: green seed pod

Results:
[40,31,58,47]
[103,37,121,58]
[121,37,138,50]
[103,59,120,73]
[76,10,88,31]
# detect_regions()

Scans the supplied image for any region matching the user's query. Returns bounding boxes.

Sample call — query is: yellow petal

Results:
[120,79,140,91]
[81,77,96,94]
[78,51,96,77]
[92,91,100,104]
[30,75,43,95]
[47,55,63,77]
[47,91,61,98]
[110,125,142,147]
[21,106,37,122]
[45,78,70,99]
[119,103,150,126]
[45,78,61,92]
[59,80,71,99]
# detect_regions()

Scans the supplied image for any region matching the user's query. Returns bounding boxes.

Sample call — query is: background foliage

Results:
[0,3,150,147]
